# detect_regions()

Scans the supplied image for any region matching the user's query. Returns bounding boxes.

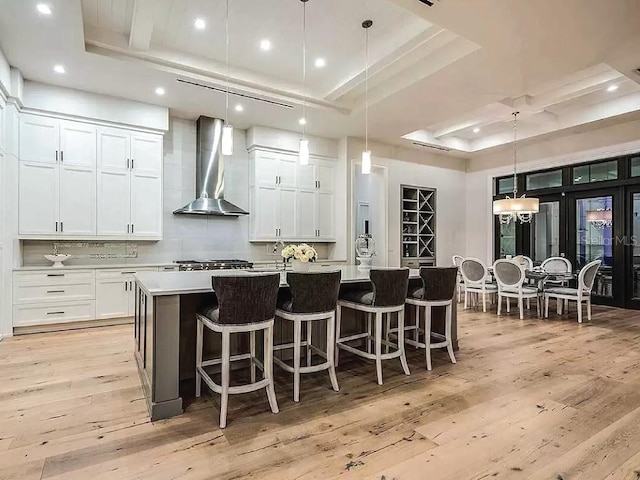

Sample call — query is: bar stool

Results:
[336,268,410,385]
[274,270,341,402]
[195,273,280,429]
[404,267,458,370]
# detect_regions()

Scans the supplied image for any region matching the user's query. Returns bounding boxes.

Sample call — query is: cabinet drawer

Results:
[96,267,157,279]
[13,301,96,327]
[13,282,95,304]
[14,270,94,286]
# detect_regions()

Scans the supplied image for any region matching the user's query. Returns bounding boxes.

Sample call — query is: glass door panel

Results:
[575,195,613,298]
[498,222,516,258]
[531,201,560,264]
[632,193,640,301]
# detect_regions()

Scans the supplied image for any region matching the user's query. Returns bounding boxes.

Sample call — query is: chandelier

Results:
[586,208,612,229]
[493,112,539,224]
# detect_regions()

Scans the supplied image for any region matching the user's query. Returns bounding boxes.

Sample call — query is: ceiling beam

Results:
[129,0,159,51]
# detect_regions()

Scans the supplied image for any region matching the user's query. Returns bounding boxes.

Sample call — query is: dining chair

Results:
[274,271,341,402]
[460,258,497,313]
[452,254,465,303]
[544,260,601,323]
[512,255,533,270]
[492,259,540,319]
[195,273,281,428]
[541,256,573,313]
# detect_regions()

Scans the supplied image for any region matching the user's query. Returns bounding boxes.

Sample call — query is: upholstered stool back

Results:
[212,273,280,325]
[417,267,458,302]
[370,268,410,307]
[285,271,342,313]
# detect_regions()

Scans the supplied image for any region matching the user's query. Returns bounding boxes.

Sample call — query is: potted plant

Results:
[281,244,318,272]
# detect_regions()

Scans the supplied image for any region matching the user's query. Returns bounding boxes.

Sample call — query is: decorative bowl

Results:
[44,254,71,268]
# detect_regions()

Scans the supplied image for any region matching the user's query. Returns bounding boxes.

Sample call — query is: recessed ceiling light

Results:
[53,64,65,74]
[36,3,52,15]
[235,104,244,112]
[315,58,326,68]
[155,87,165,96]
[260,39,272,51]
[607,84,619,92]
[299,118,307,126]
[194,18,206,30]
[473,127,480,133]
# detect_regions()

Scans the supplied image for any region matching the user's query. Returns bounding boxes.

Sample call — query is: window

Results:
[497,177,515,195]
[526,170,562,190]
[573,160,618,184]
[631,157,640,177]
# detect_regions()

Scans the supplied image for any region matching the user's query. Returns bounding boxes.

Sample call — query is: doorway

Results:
[352,164,388,267]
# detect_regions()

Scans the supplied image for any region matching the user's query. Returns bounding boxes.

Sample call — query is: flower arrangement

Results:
[281,244,318,263]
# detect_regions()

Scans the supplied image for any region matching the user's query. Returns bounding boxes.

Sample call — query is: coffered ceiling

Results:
[0,0,639,158]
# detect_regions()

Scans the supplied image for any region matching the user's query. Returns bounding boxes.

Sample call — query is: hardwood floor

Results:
[2,304,640,479]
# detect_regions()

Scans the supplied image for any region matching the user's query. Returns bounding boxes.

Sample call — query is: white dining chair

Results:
[544,260,601,323]
[512,255,533,270]
[459,258,497,313]
[493,259,540,320]
[452,254,465,303]
[541,256,573,313]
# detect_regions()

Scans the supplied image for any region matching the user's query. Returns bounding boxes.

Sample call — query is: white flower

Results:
[294,247,304,260]
[281,245,296,259]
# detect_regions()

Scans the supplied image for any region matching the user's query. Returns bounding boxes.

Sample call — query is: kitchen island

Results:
[133,266,458,420]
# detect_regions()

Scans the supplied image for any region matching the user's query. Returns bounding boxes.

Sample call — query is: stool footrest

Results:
[197,366,271,395]
[338,342,402,361]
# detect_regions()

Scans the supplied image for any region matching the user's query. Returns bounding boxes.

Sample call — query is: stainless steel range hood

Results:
[173,116,248,216]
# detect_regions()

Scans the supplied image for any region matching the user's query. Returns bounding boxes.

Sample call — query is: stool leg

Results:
[464,289,468,310]
[425,305,432,371]
[398,309,410,376]
[195,318,203,398]
[414,304,419,345]
[219,330,230,429]
[326,313,339,392]
[293,318,302,402]
[335,306,342,367]
[250,330,256,384]
[385,313,390,354]
[445,304,456,365]
[264,324,279,414]
[366,312,372,354]
[375,311,383,385]
[306,321,312,367]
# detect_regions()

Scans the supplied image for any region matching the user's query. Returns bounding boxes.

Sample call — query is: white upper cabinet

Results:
[98,127,130,172]
[249,149,338,242]
[18,162,58,235]
[59,120,97,167]
[18,112,163,240]
[20,114,59,164]
[59,165,96,236]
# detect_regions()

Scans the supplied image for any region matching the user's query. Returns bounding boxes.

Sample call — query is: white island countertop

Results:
[135,266,420,296]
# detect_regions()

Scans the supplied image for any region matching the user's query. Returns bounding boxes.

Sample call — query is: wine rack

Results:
[401,185,436,268]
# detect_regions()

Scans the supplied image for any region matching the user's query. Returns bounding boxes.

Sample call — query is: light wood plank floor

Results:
[2,304,640,479]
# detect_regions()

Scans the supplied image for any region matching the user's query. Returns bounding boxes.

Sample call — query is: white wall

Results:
[346,138,467,267]
[465,117,640,263]
[0,47,10,96]
[23,81,169,132]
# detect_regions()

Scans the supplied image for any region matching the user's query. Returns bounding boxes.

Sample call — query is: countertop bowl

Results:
[44,254,72,268]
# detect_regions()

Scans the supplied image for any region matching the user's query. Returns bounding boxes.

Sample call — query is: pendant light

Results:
[221,0,234,156]
[298,0,310,165]
[492,112,539,224]
[361,20,373,175]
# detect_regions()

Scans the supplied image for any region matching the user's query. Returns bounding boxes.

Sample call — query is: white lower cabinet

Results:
[13,266,162,328]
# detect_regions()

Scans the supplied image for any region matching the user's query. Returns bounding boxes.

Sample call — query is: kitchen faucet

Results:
[273,240,286,270]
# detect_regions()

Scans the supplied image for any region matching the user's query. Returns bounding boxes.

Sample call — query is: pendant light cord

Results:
[225,0,230,126]
[365,25,369,152]
[302,0,307,140]
[512,111,518,197]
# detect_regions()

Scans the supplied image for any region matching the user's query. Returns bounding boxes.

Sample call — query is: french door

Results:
[566,188,624,307]
[625,187,640,309]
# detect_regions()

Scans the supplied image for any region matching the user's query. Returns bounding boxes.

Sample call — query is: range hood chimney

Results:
[173,116,248,216]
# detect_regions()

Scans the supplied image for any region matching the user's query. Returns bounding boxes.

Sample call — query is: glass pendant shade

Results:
[493,196,539,224]
[221,124,234,156]
[299,139,310,165]
[362,150,372,174]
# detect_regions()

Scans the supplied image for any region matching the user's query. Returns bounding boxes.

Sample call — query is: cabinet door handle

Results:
[55,150,58,162]
[47,273,65,277]
[60,221,64,233]
[127,159,130,169]
[131,224,134,234]
[127,224,130,233]
[125,281,128,291]
[47,290,65,294]
[55,221,58,232]
[131,159,134,169]
[121,271,136,274]
[130,280,133,290]
[47,311,65,315]
[60,151,64,163]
